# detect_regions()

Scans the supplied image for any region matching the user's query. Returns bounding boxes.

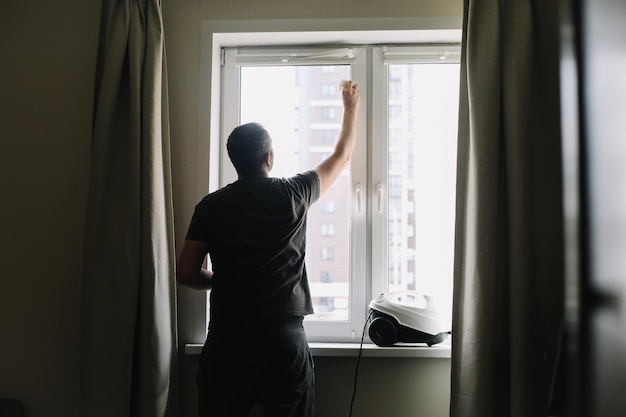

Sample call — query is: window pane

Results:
[240,65,352,321]
[387,63,459,320]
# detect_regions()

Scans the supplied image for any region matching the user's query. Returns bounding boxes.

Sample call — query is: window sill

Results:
[184,342,451,358]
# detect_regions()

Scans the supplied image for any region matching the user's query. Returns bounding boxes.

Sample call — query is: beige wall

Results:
[0,0,461,415]
[0,0,99,415]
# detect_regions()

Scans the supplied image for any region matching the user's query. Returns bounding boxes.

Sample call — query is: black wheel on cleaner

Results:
[368,315,398,347]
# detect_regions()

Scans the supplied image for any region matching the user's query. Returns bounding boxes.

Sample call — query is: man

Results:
[177,80,360,417]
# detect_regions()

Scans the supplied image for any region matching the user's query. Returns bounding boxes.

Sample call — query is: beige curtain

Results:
[451,1,565,416]
[79,0,177,416]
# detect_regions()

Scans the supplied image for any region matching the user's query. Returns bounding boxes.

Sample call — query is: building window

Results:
[389,104,402,119]
[321,107,336,120]
[321,247,335,261]
[321,224,335,236]
[321,201,335,213]
[320,271,334,282]
[321,84,336,96]
[320,131,336,144]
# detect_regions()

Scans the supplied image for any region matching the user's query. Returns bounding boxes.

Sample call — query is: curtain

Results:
[79,0,177,416]
[450,1,564,416]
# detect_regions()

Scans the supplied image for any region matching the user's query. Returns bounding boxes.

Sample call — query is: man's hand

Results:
[340,80,360,112]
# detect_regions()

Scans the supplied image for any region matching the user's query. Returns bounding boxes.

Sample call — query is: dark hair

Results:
[226,122,272,176]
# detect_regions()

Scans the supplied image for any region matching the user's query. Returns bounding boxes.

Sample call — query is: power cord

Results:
[348,310,375,417]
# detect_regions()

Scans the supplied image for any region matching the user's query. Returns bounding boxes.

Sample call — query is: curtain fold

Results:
[80,0,177,416]
[451,1,564,416]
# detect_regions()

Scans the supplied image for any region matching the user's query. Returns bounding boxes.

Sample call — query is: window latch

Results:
[376,183,384,213]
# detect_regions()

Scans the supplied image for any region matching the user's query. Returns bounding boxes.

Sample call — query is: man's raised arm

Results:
[314,80,360,196]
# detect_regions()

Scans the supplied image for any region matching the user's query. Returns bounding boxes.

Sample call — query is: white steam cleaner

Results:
[368,291,451,347]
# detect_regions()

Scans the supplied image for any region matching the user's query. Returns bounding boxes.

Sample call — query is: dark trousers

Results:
[197,317,315,417]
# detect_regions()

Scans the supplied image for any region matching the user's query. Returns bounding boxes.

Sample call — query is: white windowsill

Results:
[184,342,451,358]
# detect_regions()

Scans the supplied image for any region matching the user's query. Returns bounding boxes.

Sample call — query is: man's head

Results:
[226,122,274,176]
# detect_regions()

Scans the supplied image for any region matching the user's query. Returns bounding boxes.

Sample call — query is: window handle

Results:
[355,183,362,214]
[376,183,384,213]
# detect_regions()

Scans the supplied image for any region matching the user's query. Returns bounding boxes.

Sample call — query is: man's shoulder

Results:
[283,170,319,188]
[196,183,236,206]
[280,170,320,203]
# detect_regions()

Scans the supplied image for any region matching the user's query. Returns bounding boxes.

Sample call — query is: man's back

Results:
[185,171,320,325]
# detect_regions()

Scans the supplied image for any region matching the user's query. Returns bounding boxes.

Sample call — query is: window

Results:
[321,201,335,213]
[321,224,335,237]
[218,43,460,342]
[321,107,336,120]
[321,247,335,261]
[320,131,336,144]
[321,84,336,96]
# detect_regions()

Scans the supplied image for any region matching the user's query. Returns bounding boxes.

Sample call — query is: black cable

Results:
[348,310,374,417]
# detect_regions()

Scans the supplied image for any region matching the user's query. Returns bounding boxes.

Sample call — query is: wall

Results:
[164,1,462,417]
[179,354,451,417]
[0,0,461,415]
[0,0,99,415]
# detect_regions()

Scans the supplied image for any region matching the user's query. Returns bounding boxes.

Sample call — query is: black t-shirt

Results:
[185,170,320,327]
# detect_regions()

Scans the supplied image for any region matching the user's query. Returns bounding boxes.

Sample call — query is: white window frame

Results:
[193,18,462,345]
